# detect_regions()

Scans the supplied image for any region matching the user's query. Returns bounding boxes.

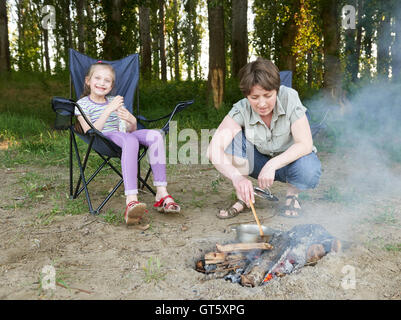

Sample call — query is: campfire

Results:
[195,224,341,287]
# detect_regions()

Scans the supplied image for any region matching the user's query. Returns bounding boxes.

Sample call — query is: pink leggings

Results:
[103,129,167,195]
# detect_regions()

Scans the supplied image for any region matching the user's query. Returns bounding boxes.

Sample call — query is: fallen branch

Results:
[56,281,93,294]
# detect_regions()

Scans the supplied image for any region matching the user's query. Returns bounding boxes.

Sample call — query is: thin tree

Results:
[172,0,180,80]
[76,0,86,53]
[321,0,342,100]
[376,2,391,80]
[392,0,401,82]
[207,0,225,109]
[344,0,358,86]
[139,3,152,80]
[102,0,123,60]
[277,0,300,74]
[0,0,11,73]
[159,0,167,81]
[231,0,248,78]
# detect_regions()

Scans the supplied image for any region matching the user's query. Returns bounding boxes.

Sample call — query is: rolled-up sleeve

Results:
[228,105,245,127]
[288,92,307,124]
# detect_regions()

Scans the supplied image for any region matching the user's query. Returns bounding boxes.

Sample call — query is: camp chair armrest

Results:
[161,100,194,133]
[137,100,194,124]
[52,96,100,133]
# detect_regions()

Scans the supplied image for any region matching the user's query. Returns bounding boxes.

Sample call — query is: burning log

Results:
[216,242,273,253]
[195,224,343,287]
[240,224,341,287]
[205,252,226,264]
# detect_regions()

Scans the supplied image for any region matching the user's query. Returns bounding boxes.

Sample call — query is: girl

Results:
[75,61,180,225]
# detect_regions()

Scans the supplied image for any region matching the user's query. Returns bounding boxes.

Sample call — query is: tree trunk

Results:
[344,0,358,85]
[208,0,225,109]
[159,0,167,81]
[43,27,50,74]
[0,0,11,73]
[86,0,97,57]
[277,0,299,74]
[76,0,86,53]
[321,0,342,98]
[102,0,122,60]
[139,5,152,80]
[354,0,363,81]
[231,0,248,78]
[376,5,391,79]
[172,0,180,80]
[392,2,401,82]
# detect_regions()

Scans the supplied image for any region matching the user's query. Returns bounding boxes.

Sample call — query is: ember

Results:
[195,224,341,287]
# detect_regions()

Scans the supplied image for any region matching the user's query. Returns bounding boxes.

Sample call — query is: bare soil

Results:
[0,150,400,300]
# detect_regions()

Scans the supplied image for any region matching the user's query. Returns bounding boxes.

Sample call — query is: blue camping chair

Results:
[52,49,194,215]
[279,70,327,137]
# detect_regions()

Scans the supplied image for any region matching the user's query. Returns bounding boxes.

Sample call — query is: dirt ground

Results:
[0,149,400,300]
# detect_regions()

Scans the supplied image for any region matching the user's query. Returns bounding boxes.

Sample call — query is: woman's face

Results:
[86,66,114,98]
[247,85,277,118]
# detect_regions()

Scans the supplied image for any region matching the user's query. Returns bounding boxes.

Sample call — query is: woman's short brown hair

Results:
[238,57,280,96]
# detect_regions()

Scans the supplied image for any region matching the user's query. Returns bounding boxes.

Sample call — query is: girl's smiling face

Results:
[247,85,277,118]
[85,66,114,100]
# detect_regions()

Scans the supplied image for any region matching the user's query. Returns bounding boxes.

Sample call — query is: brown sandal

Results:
[216,199,249,219]
[280,195,302,218]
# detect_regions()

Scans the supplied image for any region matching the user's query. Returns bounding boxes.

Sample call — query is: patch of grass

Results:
[211,175,224,193]
[142,257,166,283]
[64,199,88,216]
[101,209,123,225]
[322,186,358,204]
[370,207,399,226]
[384,243,401,252]
[36,208,60,226]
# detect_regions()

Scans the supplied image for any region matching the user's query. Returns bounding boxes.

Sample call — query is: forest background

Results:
[1,0,401,164]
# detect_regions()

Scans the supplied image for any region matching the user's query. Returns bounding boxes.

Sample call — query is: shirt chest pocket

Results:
[272,121,291,150]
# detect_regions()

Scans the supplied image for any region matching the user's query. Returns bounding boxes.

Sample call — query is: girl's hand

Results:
[116,106,136,124]
[258,162,276,190]
[232,175,255,205]
[108,95,124,112]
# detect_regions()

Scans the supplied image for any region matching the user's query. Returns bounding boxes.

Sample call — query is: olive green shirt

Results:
[228,85,315,157]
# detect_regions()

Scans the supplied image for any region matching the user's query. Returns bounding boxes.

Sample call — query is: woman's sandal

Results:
[216,199,249,219]
[280,195,302,218]
[153,195,181,214]
[124,201,148,225]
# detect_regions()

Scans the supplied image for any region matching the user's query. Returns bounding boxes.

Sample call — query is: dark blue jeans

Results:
[225,131,321,190]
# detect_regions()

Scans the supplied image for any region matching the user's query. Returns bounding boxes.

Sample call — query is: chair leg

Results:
[69,129,74,199]
[71,133,95,214]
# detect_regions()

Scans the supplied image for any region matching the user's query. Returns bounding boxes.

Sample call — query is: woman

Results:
[207,57,321,219]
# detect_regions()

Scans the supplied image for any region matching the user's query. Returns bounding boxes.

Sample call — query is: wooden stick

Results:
[216,242,273,253]
[205,252,226,264]
[249,201,264,237]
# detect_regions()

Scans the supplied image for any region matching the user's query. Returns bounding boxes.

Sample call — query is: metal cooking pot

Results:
[233,224,274,243]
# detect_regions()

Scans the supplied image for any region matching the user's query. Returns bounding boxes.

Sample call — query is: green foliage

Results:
[142,257,166,283]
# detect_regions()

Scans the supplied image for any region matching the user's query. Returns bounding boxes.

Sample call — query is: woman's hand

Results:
[232,175,255,205]
[258,162,276,189]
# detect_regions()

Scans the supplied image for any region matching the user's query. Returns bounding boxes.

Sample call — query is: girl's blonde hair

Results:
[80,62,116,98]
